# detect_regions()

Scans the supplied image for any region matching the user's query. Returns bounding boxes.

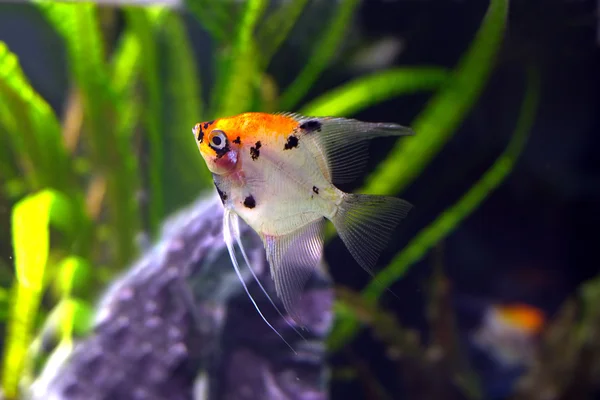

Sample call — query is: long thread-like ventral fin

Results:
[229,213,308,340]
[331,193,413,275]
[222,209,297,353]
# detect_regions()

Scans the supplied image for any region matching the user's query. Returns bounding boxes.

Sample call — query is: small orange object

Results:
[495,303,545,335]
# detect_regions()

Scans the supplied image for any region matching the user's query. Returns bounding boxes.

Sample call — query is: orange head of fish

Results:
[193,118,242,176]
[193,113,300,176]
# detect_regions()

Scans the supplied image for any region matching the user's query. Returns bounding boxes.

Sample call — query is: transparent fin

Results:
[264,218,325,325]
[229,213,307,340]
[282,113,414,185]
[331,193,413,274]
[222,209,297,353]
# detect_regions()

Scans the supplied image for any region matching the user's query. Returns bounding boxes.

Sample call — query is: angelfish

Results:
[192,112,414,333]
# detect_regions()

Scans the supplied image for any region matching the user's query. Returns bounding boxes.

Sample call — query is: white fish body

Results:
[193,112,414,329]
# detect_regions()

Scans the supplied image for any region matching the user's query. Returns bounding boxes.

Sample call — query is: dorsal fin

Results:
[278,112,414,185]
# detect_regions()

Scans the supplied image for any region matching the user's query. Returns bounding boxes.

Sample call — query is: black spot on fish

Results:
[243,195,256,209]
[250,141,261,160]
[299,119,322,133]
[232,136,241,144]
[214,183,227,203]
[312,186,319,194]
[196,128,204,143]
[284,135,299,150]
[203,120,215,130]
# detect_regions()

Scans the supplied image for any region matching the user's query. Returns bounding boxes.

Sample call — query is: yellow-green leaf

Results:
[0,41,72,192]
[2,190,73,398]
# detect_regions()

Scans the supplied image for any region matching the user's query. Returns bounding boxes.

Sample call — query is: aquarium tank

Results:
[0,0,598,399]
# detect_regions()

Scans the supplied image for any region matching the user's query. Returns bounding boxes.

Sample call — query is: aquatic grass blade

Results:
[329,65,540,351]
[53,256,92,300]
[111,31,142,97]
[300,67,449,117]
[216,0,267,117]
[161,12,213,212]
[1,190,73,398]
[362,0,510,196]
[0,41,72,192]
[257,0,309,70]
[279,0,361,110]
[124,7,166,232]
[185,0,231,41]
[37,1,140,267]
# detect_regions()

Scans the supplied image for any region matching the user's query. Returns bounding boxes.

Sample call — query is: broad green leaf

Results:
[301,67,449,117]
[362,0,510,196]
[329,63,540,351]
[0,41,72,192]
[279,0,361,110]
[1,190,73,398]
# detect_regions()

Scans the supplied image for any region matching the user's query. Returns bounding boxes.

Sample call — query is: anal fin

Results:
[264,218,325,326]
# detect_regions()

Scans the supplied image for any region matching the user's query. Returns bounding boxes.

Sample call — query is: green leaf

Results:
[329,64,540,351]
[38,1,140,266]
[301,67,449,117]
[1,190,73,398]
[185,0,231,41]
[257,0,309,69]
[367,67,539,301]
[52,298,93,343]
[279,0,361,110]
[0,41,72,192]
[53,256,92,299]
[161,12,213,213]
[111,31,142,96]
[37,2,109,139]
[0,287,9,321]
[124,7,165,233]
[216,0,267,117]
[362,0,510,196]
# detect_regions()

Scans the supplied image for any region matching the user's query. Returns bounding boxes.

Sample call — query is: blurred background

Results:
[0,0,598,399]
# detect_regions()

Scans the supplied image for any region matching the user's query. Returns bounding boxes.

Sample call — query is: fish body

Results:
[193,112,414,325]
[472,303,545,367]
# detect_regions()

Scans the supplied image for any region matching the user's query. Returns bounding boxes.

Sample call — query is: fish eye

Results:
[208,130,227,150]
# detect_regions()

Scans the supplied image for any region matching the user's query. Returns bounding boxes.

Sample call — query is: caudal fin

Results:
[331,193,412,274]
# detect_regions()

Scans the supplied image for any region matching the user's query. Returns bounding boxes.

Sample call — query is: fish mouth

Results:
[210,151,239,175]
